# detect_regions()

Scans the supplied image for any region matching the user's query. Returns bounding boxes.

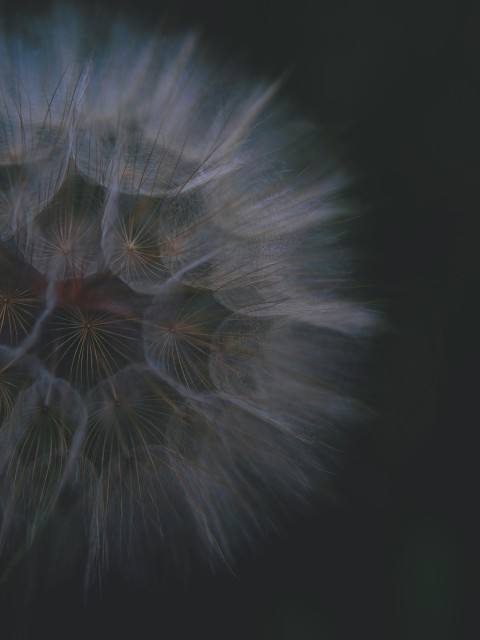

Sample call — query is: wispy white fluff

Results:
[0,7,377,585]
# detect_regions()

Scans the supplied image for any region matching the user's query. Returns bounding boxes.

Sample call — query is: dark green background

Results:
[0,0,478,638]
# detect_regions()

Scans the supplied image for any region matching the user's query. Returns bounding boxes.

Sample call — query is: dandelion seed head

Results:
[0,7,378,584]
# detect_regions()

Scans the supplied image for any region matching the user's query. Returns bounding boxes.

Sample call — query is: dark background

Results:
[0,0,478,638]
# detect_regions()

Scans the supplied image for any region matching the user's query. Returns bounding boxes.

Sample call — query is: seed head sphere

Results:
[0,8,377,583]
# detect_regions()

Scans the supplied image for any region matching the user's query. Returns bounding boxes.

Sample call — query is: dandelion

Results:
[0,7,377,585]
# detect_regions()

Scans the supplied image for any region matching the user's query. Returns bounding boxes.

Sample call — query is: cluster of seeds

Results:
[0,10,375,580]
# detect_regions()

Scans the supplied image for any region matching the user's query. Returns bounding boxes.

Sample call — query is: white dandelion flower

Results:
[0,7,378,585]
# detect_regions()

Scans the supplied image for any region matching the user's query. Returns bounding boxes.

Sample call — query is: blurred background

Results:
[0,0,478,637]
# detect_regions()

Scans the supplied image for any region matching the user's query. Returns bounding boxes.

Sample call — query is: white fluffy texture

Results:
[0,9,376,582]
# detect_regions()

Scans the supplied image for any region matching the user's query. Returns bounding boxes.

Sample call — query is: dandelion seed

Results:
[0,7,377,585]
